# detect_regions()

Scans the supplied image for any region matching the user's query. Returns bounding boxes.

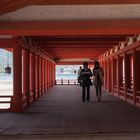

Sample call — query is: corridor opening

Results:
[56,65,81,85]
[0,48,13,109]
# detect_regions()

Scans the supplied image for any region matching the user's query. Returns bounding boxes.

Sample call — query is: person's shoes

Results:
[97,98,101,102]
[82,99,85,102]
[86,99,89,102]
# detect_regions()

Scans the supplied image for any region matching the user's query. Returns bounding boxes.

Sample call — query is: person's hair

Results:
[94,61,99,68]
[83,62,88,66]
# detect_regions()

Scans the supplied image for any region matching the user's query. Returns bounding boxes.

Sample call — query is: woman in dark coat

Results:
[80,62,92,102]
[92,61,104,102]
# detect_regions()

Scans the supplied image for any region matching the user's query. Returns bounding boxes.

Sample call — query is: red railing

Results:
[0,96,13,111]
[56,79,78,85]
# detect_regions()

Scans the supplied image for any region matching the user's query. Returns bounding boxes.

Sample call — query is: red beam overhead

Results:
[45,48,111,51]
[38,42,119,45]
[0,39,15,48]
[56,62,94,65]
[0,20,140,35]
[38,42,119,46]
[31,35,128,42]
[40,44,115,48]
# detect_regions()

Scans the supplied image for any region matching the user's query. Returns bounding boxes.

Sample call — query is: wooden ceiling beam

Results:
[39,44,114,48]
[0,20,139,36]
[0,39,15,48]
[46,49,108,53]
[38,42,119,46]
[32,36,128,42]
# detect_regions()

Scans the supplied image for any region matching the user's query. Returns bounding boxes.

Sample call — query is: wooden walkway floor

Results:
[0,85,140,139]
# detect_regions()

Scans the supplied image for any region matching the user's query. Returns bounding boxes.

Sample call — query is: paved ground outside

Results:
[0,85,140,139]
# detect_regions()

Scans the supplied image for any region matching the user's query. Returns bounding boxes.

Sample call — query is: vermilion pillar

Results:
[104,61,107,90]
[39,57,41,96]
[124,53,129,101]
[106,59,109,91]
[40,57,42,95]
[42,58,45,94]
[119,55,124,98]
[45,60,47,92]
[133,49,136,105]
[44,59,46,93]
[35,55,39,99]
[50,62,52,87]
[135,50,140,105]
[23,49,30,105]
[117,56,120,96]
[48,61,50,89]
[30,53,35,102]
[39,57,42,96]
[108,58,112,92]
[46,60,48,91]
[113,58,117,94]
[111,58,114,94]
[53,64,56,85]
[13,43,22,112]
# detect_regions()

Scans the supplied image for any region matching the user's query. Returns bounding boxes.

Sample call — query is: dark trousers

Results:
[95,85,102,99]
[82,85,90,102]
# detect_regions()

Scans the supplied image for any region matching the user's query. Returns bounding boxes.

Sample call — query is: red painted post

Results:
[39,56,42,96]
[135,50,140,105]
[117,55,120,97]
[42,59,44,93]
[44,59,46,93]
[50,62,53,88]
[48,61,50,89]
[106,59,109,91]
[46,60,48,91]
[33,53,36,101]
[39,57,42,96]
[35,55,39,99]
[133,49,136,105]
[110,57,117,95]
[45,60,47,92]
[104,61,106,89]
[49,61,51,88]
[30,53,35,102]
[105,61,107,90]
[41,58,44,94]
[108,59,112,92]
[12,43,22,112]
[44,59,46,92]
[23,49,30,105]
[43,59,45,93]
[111,58,114,94]
[40,57,42,95]
[101,60,105,89]
[53,64,56,85]
[124,53,129,101]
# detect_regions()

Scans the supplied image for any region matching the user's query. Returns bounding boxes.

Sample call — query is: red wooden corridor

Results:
[0,0,140,109]
[0,0,140,139]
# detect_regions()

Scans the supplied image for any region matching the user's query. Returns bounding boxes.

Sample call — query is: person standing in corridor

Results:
[80,62,92,102]
[92,61,104,102]
[77,66,82,86]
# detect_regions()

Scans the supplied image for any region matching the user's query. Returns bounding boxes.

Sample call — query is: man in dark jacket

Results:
[80,62,92,102]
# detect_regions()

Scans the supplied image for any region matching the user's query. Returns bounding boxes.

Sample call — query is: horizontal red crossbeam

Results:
[0,20,140,35]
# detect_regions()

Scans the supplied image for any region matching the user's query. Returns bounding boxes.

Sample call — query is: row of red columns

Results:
[100,39,140,107]
[12,42,55,112]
